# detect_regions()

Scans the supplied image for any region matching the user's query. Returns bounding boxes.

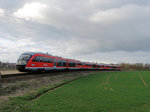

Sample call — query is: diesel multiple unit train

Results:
[16,52,120,72]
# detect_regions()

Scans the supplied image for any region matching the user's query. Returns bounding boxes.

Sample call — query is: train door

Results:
[54,59,57,68]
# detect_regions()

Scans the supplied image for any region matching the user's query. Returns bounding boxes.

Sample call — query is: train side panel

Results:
[25,54,54,71]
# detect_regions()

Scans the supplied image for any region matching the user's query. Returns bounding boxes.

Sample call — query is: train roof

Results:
[22,52,52,56]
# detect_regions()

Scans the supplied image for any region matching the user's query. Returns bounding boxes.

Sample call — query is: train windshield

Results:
[18,54,32,61]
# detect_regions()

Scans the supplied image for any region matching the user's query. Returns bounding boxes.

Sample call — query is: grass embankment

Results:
[1,71,150,112]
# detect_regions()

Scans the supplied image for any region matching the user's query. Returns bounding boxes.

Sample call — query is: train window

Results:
[48,58,53,63]
[32,56,40,62]
[42,57,47,62]
[77,63,82,65]
[92,65,96,68]
[32,56,54,63]
[46,57,49,63]
[19,54,32,61]
[62,60,67,67]
[43,57,53,63]
[85,64,91,66]
[54,59,56,66]
[68,61,76,67]
[68,62,71,67]
[46,57,49,62]
[32,57,36,62]
[39,56,44,62]
[57,59,62,67]
[56,59,67,67]
[68,63,71,67]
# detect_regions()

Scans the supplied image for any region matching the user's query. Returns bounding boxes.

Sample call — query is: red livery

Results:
[16,52,120,72]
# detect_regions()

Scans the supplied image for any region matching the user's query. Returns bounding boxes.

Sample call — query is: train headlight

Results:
[17,60,22,65]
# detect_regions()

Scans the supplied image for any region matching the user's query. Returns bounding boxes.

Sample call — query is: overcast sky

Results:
[0,0,150,64]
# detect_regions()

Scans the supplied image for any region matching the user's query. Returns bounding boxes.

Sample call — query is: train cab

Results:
[16,52,33,72]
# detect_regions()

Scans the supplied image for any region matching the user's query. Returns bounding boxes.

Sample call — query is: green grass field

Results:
[2,71,150,112]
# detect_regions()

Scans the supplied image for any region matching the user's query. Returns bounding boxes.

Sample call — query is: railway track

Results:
[0,69,100,79]
[0,70,100,84]
[1,72,28,78]
[0,70,71,79]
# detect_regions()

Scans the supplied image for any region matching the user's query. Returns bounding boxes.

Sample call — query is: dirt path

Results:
[110,88,114,92]
[115,74,118,79]
[102,74,115,92]
[106,75,110,85]
[139,74,148,87]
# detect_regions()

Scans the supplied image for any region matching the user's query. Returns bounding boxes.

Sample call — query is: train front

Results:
[16,53,32,72]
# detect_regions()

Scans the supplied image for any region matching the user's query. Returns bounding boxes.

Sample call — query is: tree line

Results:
[119,63,150,71]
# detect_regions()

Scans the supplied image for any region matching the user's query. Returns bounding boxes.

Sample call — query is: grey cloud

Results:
[64,4,150,54]
[0,0,150,63]
[74,51,150,64]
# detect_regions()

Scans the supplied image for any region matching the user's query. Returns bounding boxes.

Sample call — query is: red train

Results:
[16,52,120,72]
